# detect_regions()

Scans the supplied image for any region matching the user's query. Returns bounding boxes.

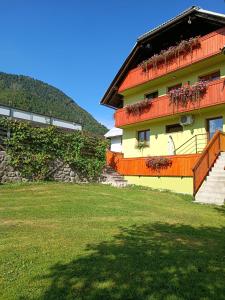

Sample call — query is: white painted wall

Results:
[0,106,10,117]
[0,105,82,131]
[110,136,122,152]
[52,118,82,130]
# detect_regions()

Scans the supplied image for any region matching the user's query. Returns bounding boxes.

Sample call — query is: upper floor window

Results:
[145,91,158,100]
[166,123,183,134]
[199,71,220,82]
[167,83,182,92]
[137,129,150,146]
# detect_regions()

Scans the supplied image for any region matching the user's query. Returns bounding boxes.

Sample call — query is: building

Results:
[101,6,225,201]
[104,127,123,152]
[0,105,82,130]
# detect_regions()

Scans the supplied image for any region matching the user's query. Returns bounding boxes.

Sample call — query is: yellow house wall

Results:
[124,176,193,194]
[122,107,225,158]
[120,58,225,158]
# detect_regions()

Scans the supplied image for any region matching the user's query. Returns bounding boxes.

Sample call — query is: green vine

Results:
[0,118,107,181]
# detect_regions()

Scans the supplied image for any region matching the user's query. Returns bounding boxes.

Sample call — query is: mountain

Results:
[0,72,107,135]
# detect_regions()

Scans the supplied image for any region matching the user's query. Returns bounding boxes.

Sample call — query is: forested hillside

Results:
[0,72,107,135]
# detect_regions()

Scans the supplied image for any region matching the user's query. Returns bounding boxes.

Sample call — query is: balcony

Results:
[115,79,225,127]
[118,27,225,93]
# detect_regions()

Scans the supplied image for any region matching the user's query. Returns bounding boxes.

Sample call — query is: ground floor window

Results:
[137,129,150,146]
[166,123,183,133]
[207,117,223,139]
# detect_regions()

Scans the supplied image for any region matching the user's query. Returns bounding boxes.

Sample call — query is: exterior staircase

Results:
[195,152,225,205]
[102,166,128,188]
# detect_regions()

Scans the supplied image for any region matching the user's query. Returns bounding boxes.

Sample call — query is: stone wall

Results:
[51,160,88,183]
[0,151,89,184]
[0,151,22,183]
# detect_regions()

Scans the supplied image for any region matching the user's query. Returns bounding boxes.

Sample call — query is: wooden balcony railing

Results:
[119,27,225,92]
[106,150,200,177]
[193,131,225,195]
[115,79,225,127]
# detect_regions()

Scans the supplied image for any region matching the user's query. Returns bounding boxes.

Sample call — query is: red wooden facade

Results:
[106,150,200,177]
[119,27,225,92]
[115,79,225,127]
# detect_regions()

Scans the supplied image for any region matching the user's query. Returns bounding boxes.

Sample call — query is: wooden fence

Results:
[106,151,200,177]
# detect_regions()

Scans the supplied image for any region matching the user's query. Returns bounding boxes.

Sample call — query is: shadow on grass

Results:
[37,223,225,300]
[214,205,225,216]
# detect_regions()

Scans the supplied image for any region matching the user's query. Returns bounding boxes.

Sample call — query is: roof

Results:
[104,127,123,138]
[100,6,225,109]
[138,6,225,41]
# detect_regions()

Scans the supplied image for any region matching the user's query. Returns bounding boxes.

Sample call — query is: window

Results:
[167,83,182,92]
[199,71,220,82]
[207,117,223,140]
[145,91,158,100]
[166,124,183,133]
[137,129,150,145]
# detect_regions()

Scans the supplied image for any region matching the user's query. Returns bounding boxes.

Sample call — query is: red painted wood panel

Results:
[119,27,225,92]
[115,79,225,127]
[106,150,200,177]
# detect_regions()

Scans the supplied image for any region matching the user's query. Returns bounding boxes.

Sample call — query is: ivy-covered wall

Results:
[0,119,108,182]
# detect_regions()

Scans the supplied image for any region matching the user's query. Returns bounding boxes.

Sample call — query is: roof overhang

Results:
[100,6,225,109]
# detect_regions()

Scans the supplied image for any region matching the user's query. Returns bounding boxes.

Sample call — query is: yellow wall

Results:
[122,106,225,158]
[118,47,225,194]
[120,57,225,158]
[124,176,193,194]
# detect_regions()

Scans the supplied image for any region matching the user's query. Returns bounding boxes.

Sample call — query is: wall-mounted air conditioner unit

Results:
[180,115,194,126]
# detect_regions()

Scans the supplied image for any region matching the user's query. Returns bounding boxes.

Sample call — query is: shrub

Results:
[0,118,107,181]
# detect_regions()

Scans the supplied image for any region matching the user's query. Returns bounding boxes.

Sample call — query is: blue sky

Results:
[0,0,224,128]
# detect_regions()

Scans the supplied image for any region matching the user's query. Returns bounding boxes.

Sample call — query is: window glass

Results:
[167,83,182,92]
[166,124,183,133]
[145,130,150,141]
[137,129,150,144]
[138,131,145,142]
[199,71,220,82]
[207,117,223,139]
[145,91,158,100]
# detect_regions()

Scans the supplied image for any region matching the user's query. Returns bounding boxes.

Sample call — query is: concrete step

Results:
[196,191,225,199]
[199,185,225,198]
[195,198,224,205]
[102,171,120,176]
[114,179,128,183]
[212,163,225,170]
[207,177,225,182]
[211,166,225,171]
[102,166,128,188]
[209,171,225,177]
[112,174,124,179]
[208,173,225,178]
[111,182,127,188]
[213,160,225,165]
[202,181,225,188]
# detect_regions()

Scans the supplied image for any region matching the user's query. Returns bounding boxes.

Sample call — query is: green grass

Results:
[0,182,225,300]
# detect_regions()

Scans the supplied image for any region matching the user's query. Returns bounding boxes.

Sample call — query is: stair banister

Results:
[193,130,225,195]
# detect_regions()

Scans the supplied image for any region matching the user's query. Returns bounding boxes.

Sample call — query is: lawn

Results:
[0,183,225,300]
